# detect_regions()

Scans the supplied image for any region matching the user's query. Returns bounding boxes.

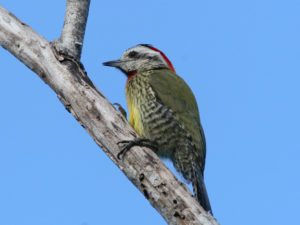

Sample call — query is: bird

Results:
[103,44,212,214]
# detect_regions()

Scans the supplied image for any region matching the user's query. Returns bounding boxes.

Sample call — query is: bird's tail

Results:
[192,165,213,215]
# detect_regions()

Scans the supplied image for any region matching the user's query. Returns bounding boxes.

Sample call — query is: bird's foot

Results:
[117,138,157,160]
[113,103,127,119]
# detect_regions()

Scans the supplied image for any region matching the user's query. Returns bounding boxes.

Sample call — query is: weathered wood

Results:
[0,5,219,225]
[54,0,91,60]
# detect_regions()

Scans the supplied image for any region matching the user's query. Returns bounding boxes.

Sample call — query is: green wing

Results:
[148,69,206,166]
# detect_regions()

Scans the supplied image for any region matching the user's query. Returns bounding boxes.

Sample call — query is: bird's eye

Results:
[128,51,138,58]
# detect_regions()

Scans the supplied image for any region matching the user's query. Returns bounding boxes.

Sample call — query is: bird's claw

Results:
[113,103,127,119]
[116,138,156,160]
[116,140,132,160]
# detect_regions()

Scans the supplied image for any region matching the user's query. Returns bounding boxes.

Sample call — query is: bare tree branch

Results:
[54,0,90,59]
[0,5,219,225]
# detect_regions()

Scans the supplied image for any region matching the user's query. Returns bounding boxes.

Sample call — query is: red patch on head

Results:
[148,46,176,72]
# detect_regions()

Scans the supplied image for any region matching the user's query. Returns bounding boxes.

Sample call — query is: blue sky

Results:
[1,1,299,225]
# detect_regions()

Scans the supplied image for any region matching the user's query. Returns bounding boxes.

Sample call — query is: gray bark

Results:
[54,0,90,60]
[0,4,219,225]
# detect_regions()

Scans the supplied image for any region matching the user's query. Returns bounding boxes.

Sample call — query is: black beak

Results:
[103,60,124,68]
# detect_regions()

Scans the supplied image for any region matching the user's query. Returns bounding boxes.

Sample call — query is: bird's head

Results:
[103,44,175,77]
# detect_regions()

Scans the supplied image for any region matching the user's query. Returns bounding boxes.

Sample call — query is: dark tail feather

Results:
[192,166,213,215]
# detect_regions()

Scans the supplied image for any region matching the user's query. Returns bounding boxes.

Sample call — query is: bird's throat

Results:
[126,71,137,85]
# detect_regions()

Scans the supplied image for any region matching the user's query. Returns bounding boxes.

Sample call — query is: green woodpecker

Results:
[103,44,212,214]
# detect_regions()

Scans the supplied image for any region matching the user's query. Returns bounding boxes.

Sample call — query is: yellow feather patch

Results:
[127,97,144,136]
